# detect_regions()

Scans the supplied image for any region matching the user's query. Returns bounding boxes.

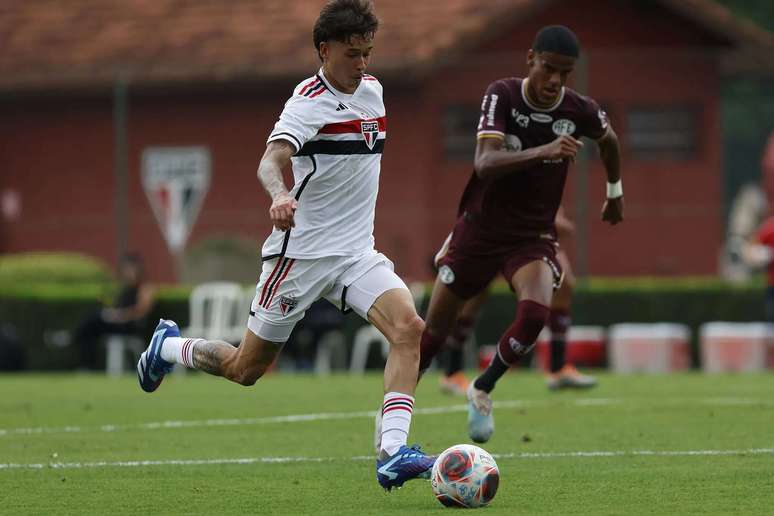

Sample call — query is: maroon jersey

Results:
[458,77,609,240]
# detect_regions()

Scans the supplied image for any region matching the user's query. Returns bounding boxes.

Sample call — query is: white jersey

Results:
[262,69,386,260]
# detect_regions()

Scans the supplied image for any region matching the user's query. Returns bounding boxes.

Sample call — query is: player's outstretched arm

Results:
[474,136,582,180]
[598,129,623,225]
[257,139,297,231]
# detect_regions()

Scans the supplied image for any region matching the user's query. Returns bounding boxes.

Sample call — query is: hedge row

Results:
[0,278,767,370]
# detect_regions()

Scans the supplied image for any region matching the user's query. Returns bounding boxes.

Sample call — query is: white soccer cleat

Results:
[467,382,494,443]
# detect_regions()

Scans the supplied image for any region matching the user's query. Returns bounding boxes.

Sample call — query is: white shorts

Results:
[247,250,408,342]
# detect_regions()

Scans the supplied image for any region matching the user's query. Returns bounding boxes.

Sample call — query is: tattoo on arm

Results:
[192,341,232,375]
[257,140,295,200]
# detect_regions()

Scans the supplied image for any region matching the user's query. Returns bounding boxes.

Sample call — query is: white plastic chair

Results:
[184,282,246,344]
[349,324,390,373]
[313,330,347,375]
[105,334,144,377]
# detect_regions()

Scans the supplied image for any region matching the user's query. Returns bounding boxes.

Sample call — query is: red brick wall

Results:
[0,0,726,281]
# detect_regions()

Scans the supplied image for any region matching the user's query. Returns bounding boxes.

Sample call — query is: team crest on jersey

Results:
[279,295,298,316]
[361,120,380,150]
[552,119,576,136]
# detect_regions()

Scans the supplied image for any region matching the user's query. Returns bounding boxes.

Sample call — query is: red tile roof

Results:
[0,0,770,92]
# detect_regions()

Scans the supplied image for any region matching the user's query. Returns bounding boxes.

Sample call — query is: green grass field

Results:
[1,371,773,515]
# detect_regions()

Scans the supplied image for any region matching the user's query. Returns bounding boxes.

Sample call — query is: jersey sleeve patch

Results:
[477,80,510,135]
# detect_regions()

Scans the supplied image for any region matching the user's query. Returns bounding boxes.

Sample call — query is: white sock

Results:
[380,392,414,456]
[160,337,198,368]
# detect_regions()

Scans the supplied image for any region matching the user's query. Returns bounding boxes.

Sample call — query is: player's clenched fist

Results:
[542,135,583,161]
[270,193,297,231]
[601,197,623,225]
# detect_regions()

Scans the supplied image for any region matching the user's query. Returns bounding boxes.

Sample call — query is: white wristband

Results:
[606,180,623,199]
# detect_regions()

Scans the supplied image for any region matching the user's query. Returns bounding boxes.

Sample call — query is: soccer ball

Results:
[431,444,500,508]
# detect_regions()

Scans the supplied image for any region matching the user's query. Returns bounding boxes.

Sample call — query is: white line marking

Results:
[0,397,766,438]
[1,448,772,471]
[0,401,528,437]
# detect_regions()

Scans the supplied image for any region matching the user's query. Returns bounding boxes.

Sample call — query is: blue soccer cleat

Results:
[137,319,179,393]
[376,445,436,491]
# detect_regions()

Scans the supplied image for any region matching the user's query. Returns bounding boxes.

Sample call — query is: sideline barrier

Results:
[699,322,774,373]
[609,323,691,373]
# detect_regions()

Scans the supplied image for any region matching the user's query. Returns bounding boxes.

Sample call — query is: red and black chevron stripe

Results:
[382,396,414,415]
[259,257,296,309]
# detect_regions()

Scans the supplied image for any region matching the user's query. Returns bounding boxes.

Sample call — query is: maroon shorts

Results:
[435,217,563,300]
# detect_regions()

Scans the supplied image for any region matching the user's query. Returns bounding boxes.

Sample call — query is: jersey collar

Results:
[318,68,357,100]
[521,79,564,113]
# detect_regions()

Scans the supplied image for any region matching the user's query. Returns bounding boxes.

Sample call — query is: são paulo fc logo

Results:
[552,119,576,136]
[141,146,211,253]
[361,120,379,150]
[438,265,455,285]
[279,295,298,316]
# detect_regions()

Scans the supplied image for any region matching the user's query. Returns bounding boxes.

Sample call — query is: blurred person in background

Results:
[285,299,344,370]
[73,254,155,369]
[435,207,596,395]
[740,132,774,322]
[744,215,774,322]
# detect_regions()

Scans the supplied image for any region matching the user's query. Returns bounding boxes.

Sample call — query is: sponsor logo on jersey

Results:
[552,119,576,136]
[530,113,553,123]
[361,120,380,150]
[486,94,499,127]
[438,265,455,285]
[511,109,529,128]
[336,102,348,111]
[505,134,522,152]
[509,337,536,356]
[279,295,298,316]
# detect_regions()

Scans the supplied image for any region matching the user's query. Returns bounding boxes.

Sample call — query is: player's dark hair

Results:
[313,0,378,60]
[532,25,580,58]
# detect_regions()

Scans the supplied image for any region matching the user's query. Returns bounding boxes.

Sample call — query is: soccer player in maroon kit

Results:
[436,207,597,396]
[418,25,623,443]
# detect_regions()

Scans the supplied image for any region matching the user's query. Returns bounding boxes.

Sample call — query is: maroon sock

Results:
[549,309,571,373]
[445,316,474,376]
[475,300,550,393]
[419,330,447,373]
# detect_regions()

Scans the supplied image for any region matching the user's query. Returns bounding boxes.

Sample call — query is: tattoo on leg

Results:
[192,340,232,375]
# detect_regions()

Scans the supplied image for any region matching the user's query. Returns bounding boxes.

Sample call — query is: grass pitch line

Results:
[2,448,773,471]
[1,396,765,438]
[0,400,537,437]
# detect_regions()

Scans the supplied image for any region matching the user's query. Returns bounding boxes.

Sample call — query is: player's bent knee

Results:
[391,314,425,349]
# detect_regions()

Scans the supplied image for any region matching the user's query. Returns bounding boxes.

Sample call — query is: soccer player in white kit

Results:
[136,0,435,491]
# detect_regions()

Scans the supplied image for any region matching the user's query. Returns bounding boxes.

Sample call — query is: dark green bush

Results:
[0,277,767,370]
[0,252,112,287]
